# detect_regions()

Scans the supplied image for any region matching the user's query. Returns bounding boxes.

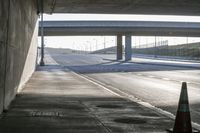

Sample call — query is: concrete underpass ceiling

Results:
[43,0,200,15]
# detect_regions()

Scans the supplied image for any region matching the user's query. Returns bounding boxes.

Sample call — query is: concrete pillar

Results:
[116,35,123,60]
[125,35,132,61]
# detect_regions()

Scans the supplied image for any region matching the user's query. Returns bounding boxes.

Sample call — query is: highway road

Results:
[47,51,200,125]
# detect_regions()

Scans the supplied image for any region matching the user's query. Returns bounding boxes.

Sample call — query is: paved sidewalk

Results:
[0,56,174,133]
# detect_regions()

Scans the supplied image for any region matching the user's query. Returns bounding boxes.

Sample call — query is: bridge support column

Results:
[125,35,132,61]
[116,35,123,60]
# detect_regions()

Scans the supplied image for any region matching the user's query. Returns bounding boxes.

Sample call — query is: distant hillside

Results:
[46,47,73,54]
[133,42,200,59]
[92,46,124,54]
[46,47,89,54]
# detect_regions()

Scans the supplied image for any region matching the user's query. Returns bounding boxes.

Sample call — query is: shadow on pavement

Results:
[0,93,174,133]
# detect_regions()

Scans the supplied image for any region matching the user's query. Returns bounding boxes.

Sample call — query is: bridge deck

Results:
[39,21,200,36]
[42,0,200,15]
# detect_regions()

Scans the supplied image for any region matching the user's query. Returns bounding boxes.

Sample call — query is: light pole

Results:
[93,38,98,51]
[139,37,141,48]
[96,39,98,51]
[90,43,92,52]
[40,0,45,66]
[87,41,92,53]
[84,43,87,54]
[186,36,189,57]
[146,37,148,48]
[154,36,157,58]
[104,36,106,49]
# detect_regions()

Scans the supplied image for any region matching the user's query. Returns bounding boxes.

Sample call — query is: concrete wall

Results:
[0,0,9,113]
[0,0,38,113]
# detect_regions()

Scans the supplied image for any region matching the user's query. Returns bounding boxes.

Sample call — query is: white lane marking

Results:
[70,71,200,131]
[188,82,200,85]
[70,71,121,97]
[162,78,171,81]
[148,75,155,78]
[135,73,200,86]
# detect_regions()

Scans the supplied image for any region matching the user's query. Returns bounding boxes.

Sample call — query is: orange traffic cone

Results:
[167,82,196,133]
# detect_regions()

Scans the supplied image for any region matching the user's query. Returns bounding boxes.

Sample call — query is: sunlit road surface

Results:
[48,51,200,124]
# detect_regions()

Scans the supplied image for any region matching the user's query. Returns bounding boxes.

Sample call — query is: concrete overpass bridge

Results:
[42,0,200,15]
[39,20,200,61]
[1,0,200,119]
[39,21,200,37]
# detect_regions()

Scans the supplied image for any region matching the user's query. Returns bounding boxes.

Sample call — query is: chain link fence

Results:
[133,42,200,60]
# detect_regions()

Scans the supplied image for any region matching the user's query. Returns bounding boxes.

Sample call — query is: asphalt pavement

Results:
[0,53,175,133]
[48,52,200,128]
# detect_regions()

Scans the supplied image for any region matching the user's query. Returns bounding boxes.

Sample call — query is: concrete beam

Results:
[39,21,200,37]
[125,35,132,61]
[116,35,123,60]
[43,0,200,16]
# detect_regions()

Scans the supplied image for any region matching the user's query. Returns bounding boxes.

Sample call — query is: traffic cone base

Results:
[173,112,192,133]
[166,129,199,133]
[166,82,199,133]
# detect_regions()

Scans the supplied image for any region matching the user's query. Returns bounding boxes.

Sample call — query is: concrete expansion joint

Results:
[80,102,113,133]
